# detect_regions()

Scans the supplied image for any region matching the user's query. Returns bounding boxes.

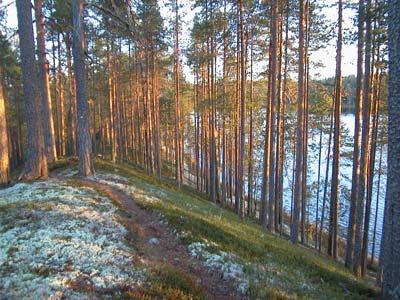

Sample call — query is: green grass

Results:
[94,159,377,299]
[131,264,204,300]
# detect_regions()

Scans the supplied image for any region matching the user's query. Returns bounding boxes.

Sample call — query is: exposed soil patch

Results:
[76,177,244,300]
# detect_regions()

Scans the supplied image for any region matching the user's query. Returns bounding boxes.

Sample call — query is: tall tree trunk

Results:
[209,6,217,204]
[268,0,278,231]
[195,71,201,192]
[16,0,48,180]
[238,0,246,217]
[65,37,77,157]
[247,30,254,217]
[280,2,290,232]
[174,0,182,189]
[345,0,365,269]
[362,50,381,274]
[0,65,9,184]
[274,7,284,232]
[328,0,343,259]
[57,34,66,157]
[301,0,310,244]
[34,0,57,163]
[315,118,323,248]
[371,132,383,266]
[291,0,305,243]
[353,0,372,276]
[72,0,93,176]
[234,7,240,214]
[381,0,400,297]
[221,0,227,208]
[152,55,161,181]
[319,104,334,253]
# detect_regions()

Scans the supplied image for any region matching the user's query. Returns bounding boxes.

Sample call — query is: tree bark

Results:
[268,0,278,231]
[57,34,66,157]
[238,0,246,217]
[221,0,228,208]
[315,118,323,248]
[72,0,93,176]
[34,0,57,163]
[247,30,254,217]
[319,104,334,253]
[362,50,381,274]
[291,0,305,243]
[345,0,365,269]
[16,0,48,180]
[174,0,182,189]
[328,0,343,259]
[381,0,400,297]
[0,65,10,184]
[371,132,383,266]
[353,0,372,276]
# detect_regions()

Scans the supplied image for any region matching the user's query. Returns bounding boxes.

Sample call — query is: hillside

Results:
[0,160,377,299]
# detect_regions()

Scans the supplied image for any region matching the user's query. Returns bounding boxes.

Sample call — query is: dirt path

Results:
[76,178,243,300]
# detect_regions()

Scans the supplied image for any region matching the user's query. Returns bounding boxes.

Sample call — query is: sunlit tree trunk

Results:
[247,30,254,217]
[174,0,182,189]
[362,47,381,274]
[34,0,57,163]
[345,0,364,269]
[57,34,66,157]
[234,7,240,213]
[221,0,228,208]
[353,0,372,277]
[328,0,343,259]
[301,1,310,243]
[280,2,290,232]
[0,65,9,184]
[237,0,246,217]
[152,55,161,181]
[291,0,305,243]
[107,49,113,156]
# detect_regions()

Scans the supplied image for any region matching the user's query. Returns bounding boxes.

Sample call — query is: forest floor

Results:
[0,159,378,299]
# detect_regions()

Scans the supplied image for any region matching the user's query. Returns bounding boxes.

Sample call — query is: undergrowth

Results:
[94,159,377,299]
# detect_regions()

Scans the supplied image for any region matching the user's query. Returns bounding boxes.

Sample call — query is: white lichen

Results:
[188,242,249,294]
[0,178,144,299]
[94,172,165,204]
[87,171,315,296]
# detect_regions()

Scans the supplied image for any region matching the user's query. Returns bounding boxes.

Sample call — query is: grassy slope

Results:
[94,159,377,300]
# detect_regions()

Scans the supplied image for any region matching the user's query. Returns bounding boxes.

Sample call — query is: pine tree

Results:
[34,0,57,163]
[345,0,365,269]
[353,0,373,276]
[328,0,343,259]
[72,0,93,176]
[381,0,400,297]
[291,0,306,243]
[16,0,48,180]
[0,64,9,184]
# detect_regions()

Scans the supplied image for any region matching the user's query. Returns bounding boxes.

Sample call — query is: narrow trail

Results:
[75,177,243,300]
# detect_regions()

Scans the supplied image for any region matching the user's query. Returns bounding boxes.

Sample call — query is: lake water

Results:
[189,112,386,258]
[277,113,387,257]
